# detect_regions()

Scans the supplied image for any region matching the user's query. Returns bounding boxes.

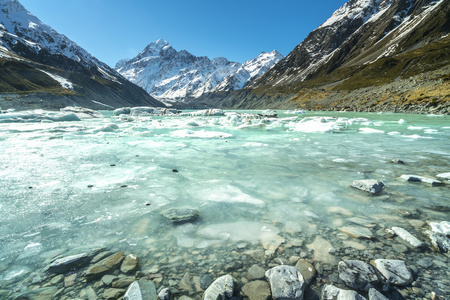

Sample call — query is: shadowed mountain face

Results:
[0,0,163,110]
[204,0,449,113]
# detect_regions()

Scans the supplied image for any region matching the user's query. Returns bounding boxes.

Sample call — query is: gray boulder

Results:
[338,260,380,291]
[321,284,366,300]
[370,259,413,286]
[425,221,450,253]
[350,180,384,194]
[265,265,306,300]
[425,230,450,253]
[202,275,235,300]
[124,279,157,300]
[160,207,199,224]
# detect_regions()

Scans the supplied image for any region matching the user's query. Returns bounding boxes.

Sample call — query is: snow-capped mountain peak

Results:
[0,0,163,109]
[115,40,284,102]
[319,0,394,28]
[0,0,113,72]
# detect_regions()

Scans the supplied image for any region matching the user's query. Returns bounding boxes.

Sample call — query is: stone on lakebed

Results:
[351,180,384,194]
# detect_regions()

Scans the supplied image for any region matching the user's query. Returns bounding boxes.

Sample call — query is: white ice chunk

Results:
[359,127,385,134]
[292,117,340,133]
[195,183,265,207]
[0,110,80,123]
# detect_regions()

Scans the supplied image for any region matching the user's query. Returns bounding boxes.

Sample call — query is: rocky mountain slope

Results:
[115,39,283,104]
[207,0,450,114]
[0,0,163,110]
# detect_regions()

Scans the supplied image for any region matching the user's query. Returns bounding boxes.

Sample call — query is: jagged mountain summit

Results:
[0,0,163,110]
[115,39,283,103]
[216,0,449,113]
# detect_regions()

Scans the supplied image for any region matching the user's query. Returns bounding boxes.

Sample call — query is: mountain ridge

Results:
[115,39,284,104]
[0,0,164,110]
[204,0,450,114]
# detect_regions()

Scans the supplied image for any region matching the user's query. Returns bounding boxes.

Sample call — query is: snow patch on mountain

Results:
[115,39,283,101]
[320,0,395,28]
[38,69,73,89]
[0,0,119,78]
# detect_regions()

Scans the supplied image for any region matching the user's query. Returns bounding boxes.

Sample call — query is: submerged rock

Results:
[338,226,373,239]
[48,252,91,273]
[121,254,139,273]
[368,288,389,300]
[370,259,413,286]
[83,252,125,280]
[124,279,157,300]
[295,259,317,284]
[390,159,404,164]
[400,175,443,186]
[13,287,58,300]
[241,280,271,300]
[351,180,384,194]
[202,274,235,300]
[247,264,266,280]
[103,288,126,300]
[306,236,337,265]
[391,227,424,248]
[265,265,306,300]
[321,284,366,300]
[160,207,199,224]
[338,260,380,291]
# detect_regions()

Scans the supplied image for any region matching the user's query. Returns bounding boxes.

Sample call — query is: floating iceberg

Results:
[285,109,306,114]
[292,117,340,133]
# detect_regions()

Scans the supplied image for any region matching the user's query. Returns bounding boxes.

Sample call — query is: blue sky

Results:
[20,0,348,67]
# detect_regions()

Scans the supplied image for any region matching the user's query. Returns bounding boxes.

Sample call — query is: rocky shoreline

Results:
[2,210,449,299]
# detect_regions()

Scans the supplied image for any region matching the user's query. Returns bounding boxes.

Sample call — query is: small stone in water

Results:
[351,179,384,194]
[160,207,199,224]
[391,159,404,164]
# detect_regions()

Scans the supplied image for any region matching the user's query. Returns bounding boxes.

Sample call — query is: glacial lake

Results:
[0,109,449,298]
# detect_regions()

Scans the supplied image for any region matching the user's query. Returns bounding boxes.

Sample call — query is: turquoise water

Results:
[0,110,449,292]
